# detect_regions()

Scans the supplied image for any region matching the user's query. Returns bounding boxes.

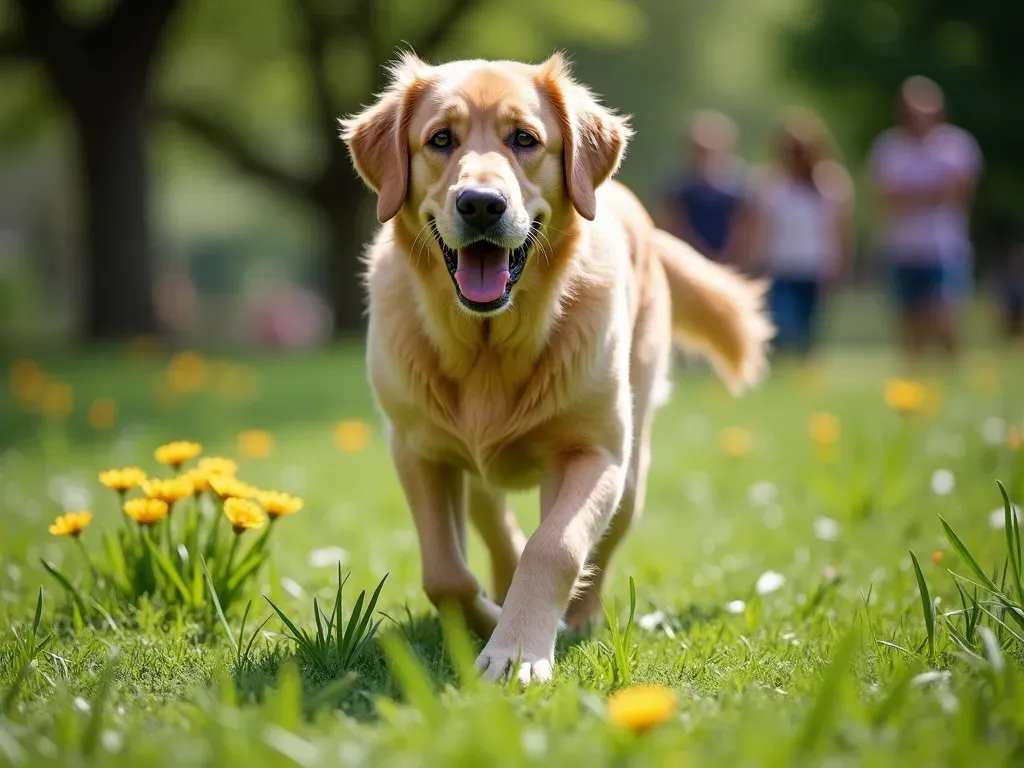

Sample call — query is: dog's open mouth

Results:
[429,218,542,313]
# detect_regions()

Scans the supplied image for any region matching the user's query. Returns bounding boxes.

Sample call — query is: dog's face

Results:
[342,54,631,315]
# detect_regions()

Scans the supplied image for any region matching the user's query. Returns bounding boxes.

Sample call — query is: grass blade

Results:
[82,654,119,758]
[236,600,252,667]
[241,615,273,669]
[909,551,935,658]
[202,555,237,647]
[940,517,1000,593]
[795,629,858,755]
[345,574,388,670]
[226,550,268,592]
[340,589,367,668]
[143,534,192,604]
[440,602,480,688]
[30,587,43,644]
[334,564,344,673]
[313,597,325,644]
[263,596,320,661]
[998,480,1024,601]
[40,559,89,616]
[380,632,438,722]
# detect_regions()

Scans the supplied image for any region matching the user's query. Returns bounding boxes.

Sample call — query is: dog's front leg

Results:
[390,435,502,637]
[475,448,626,683]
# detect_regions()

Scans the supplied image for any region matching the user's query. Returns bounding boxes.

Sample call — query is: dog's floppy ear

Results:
[539,53,632,221]
[340,54,430,223]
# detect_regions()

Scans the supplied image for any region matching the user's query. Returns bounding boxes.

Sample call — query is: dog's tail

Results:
[652,228,774,394]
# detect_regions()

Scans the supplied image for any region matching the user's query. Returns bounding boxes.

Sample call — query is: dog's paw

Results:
[475,642,554,684]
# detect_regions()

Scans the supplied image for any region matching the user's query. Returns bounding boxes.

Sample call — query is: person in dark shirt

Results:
[662,110,747,264]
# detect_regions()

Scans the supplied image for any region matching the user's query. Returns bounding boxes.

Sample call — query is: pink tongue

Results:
[454,243,510,303]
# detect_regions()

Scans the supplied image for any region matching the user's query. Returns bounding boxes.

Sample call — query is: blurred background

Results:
[0,0,1021,351]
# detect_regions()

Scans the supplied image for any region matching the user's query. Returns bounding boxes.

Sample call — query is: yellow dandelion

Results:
[197,456,238,477]
[223,498,266,534]
[48,510,93,538]
[258,490,303,519]
[209,473,259,500]
[607,685,677,733]
[124,498,169,526]
[9,359,47,411]
[720,427,751,458]
[883,379,926,416]
[167,350,207,394]
[40,381,74,419]
[88,398,117,431]
[210,362,261,404]
[808,411,840,445]
[143,476,194,508]
[154,440,202,469]
[186,468,211,494]
[99,467,147,493]
[334,420,371,453]
[808,411,840,463]
[1009,427,1022,453]
[237,429,274,459]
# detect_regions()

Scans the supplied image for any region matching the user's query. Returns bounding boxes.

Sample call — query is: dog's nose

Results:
[456,187,507,230]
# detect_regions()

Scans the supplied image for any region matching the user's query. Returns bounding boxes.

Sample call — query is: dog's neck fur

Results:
[391,213,586,385]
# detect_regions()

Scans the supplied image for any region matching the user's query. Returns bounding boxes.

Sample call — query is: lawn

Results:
[1,344,1023,766]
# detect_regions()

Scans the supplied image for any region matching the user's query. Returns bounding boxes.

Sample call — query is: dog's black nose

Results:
[456,187,507,230]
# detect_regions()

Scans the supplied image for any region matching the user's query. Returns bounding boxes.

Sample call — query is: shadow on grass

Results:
[232,611,464,722]
[232,608,597,721]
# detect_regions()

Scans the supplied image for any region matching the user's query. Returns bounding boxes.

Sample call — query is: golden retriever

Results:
[341,53,772,683]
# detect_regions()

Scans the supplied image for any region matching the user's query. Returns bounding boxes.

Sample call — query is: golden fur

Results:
[342,53,773,683]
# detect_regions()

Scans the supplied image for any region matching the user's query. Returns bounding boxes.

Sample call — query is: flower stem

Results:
[141,526,156,595]
[224,534,242,585]
[74,536,101,588]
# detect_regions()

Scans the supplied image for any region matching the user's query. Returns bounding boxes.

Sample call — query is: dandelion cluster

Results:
[46,437,306,615]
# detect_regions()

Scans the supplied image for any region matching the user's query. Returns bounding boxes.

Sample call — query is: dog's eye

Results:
[513,130,539,148]
[428,130,452,149]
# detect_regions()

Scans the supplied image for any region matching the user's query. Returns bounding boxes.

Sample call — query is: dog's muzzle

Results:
[429,218,542,313]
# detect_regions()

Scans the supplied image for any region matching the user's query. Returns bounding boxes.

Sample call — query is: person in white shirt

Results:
[749,108,854,356]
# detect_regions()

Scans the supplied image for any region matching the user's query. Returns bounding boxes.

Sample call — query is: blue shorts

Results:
[891,262,965,310]
[768,277,821,353]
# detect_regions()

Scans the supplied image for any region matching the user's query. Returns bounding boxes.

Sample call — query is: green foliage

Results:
[264,565,387,680]
[44,492,276,623]
[2,588,49,714]
[206,574,271,674]
[599,576,638,687]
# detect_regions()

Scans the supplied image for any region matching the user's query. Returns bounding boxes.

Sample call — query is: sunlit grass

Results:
[0,347,1023,765]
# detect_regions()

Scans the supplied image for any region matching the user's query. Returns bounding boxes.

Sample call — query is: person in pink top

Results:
[869,76,983,361]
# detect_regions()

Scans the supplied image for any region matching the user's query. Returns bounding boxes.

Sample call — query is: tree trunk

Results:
[322,201,368,337]
[73,96,159,340]
[315,150,374,337]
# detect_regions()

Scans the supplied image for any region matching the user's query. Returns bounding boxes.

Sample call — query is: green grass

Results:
[1,345,1024,765]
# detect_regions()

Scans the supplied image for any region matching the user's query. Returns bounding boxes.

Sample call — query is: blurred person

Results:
[661,110,747,264]
[869,76,983,361]
[249,281,332,350]
[749,108,854,357]
[154,269,200,337]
